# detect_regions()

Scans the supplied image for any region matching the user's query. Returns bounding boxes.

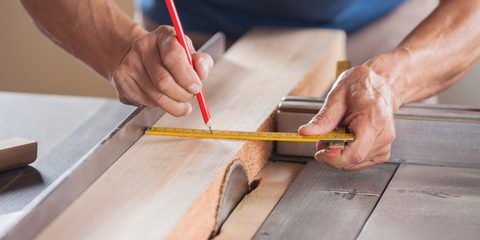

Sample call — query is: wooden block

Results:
[254,161,397,240]
[36,28,346,240]
[358,164,480,240]
[0,138,37,172]
[214,162,304,240]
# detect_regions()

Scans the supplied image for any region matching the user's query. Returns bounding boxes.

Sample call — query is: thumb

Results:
[298,100,346,135]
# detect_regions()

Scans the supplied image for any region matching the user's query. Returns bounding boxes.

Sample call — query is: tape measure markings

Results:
[145,127,354,143]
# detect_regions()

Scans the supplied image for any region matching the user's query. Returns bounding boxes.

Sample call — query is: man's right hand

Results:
[110,25,214,116]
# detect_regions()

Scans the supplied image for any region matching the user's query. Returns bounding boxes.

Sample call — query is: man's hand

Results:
[111,26,214,116]
[299,62,398,171]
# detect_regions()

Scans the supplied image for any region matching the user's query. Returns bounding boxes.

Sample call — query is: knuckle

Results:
[111,70,131,90]
[132,36,150,53]
[155,74,173,93]
[349,150,365,164]
[152,93,166,105]
[182,94,195,102]
[162,49,182,68]
[111,71,124,86]
[385,129,396,143]
[156,25,174,37]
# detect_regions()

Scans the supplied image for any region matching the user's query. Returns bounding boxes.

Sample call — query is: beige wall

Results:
[0,0,134,98]
[438,65,480,106]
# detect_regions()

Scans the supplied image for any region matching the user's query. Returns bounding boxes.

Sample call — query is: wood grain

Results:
[214,162,304,240]
[254,161,397,240]
[36,28,345,240]
[358,164,480,240]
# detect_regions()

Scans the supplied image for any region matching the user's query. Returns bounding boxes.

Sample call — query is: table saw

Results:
[1,28,479,240]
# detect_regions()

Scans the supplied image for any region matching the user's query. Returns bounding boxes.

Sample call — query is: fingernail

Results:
[188,83,202,94]
[298,124,313,135]
[185,103,193,115]
[316,149,341,159]
[298,124,309,131]
[201,59,209,75]
[300,123,312,128]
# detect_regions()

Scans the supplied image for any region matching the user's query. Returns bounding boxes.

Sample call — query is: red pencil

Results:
[165,0,213,132]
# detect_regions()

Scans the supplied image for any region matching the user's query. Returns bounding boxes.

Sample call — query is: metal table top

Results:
[0,92,134,217]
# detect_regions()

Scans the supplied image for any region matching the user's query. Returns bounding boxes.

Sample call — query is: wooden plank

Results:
[214,161,304,240]
[358,164,480,240]
[276,99,480,168]
[36,28,346,240]
[0,138,37,172]
[254,161,397,240]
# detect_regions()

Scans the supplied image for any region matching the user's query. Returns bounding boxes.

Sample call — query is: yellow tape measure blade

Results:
[145,127,354,143]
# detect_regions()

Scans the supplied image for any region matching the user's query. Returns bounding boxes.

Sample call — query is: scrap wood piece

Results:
[0,138,37,172]
[36,27,346,240]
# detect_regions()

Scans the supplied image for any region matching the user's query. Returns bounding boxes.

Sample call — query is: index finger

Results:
[157,28,203,94]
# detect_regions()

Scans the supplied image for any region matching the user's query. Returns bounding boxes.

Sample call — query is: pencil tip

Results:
[206,121,213,134]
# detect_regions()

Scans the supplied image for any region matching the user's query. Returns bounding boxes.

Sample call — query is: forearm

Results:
[366,0,480,108]
[21,0,147,79]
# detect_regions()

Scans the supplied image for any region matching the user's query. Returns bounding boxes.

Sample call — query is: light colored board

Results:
[214,161,304,240]
[254,161,397,240]
[0,138,37,172]
[36,28,346,240]
[358,164,480,240]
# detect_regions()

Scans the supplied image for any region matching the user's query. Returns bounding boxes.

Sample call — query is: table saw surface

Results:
[0,92,133,228]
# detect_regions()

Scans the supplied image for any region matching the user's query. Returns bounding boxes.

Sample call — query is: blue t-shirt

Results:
[137,0,405,38]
